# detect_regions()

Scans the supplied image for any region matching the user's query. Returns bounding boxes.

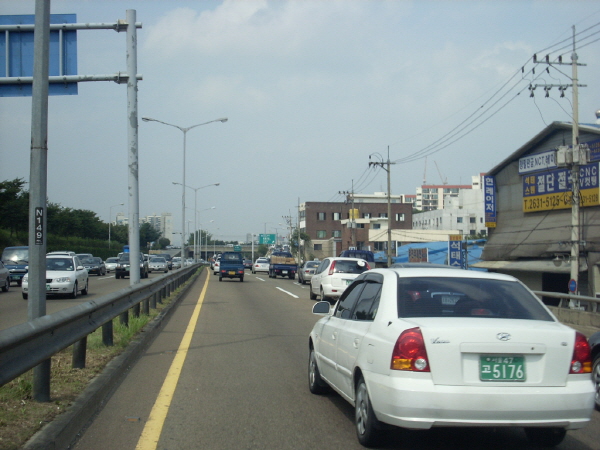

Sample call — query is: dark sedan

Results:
[82,257,106,276]
[243,259,253,270]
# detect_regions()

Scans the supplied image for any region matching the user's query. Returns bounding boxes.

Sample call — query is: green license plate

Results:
[46,284,51,291]
[480,355,525,381]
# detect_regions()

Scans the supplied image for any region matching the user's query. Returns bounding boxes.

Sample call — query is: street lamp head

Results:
[218,118,228,123]
[142,117,153,122]
[215,183,221,186]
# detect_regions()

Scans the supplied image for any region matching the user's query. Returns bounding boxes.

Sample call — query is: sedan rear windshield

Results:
[397,276,554,321]
[333,260,369,275]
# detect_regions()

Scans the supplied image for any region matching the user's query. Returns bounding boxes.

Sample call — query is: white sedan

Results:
[22,255,89,299]
[308,268,595,447]
[252,258,269,274]
[309,257,370,302]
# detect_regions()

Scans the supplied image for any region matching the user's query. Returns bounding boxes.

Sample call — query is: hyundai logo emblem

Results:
[496,332,511,341]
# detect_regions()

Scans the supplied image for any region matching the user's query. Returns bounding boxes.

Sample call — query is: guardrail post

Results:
[150,292,157,309]
[102,319,113,346]
[143,298,150,315]
[72,336,87,369]
[133,303,140,318]
[120,310,129,327]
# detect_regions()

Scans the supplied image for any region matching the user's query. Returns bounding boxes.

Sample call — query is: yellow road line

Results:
[135,272,210,450]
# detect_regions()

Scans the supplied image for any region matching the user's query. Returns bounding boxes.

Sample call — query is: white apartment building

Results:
[114,212,174,243]
[415,175,482,211]
[412,187,487,237]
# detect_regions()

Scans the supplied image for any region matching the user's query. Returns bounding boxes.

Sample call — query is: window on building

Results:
[317,212,326,221]
[470,217,476,223]
[469,230,476,235]
[379,213,388,218]
[363,212,371,219]
[332,230,341,238]
[395,213,405,221]
[314,244,322,251]
[333,212,341,220]
[457,217,463,223]
[316,230,326,238]
[373,224,381,230]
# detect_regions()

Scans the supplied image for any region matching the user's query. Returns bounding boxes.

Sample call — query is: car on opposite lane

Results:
[22,254,89,299]
[82,257,106,276]
[252,257,269,274]
[298,260,320,285]
[308,268,595,447]
[309,257,370,302]
[115,253,149,279]
[104,257,118,273]
[0,261,10,292]
[148,256,169,273]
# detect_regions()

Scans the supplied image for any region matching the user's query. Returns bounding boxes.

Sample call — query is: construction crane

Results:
[434,160,448,185]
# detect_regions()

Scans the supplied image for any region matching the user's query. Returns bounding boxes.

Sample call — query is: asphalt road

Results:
[0,270,171,331]
[67,270,600,450]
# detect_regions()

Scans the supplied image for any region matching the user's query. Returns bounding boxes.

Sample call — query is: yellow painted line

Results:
[135,272,210,450]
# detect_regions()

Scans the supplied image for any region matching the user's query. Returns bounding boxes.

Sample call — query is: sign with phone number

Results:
[522,163,600,212]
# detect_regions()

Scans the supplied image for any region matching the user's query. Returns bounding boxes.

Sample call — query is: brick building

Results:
[299,198,413,260]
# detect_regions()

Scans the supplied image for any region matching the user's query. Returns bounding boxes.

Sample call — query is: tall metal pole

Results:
[29,0,51,402]
[387,146,392,268]
[126,9,140,285]
[570,25,581,297]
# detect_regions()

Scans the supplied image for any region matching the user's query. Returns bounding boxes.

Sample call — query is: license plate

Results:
[282,270,288,274]
[480,355,525,381]
[228,271,235,275]
[46,284,51,291]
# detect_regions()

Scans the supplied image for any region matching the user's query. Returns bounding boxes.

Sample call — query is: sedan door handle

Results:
[353,338,360,349]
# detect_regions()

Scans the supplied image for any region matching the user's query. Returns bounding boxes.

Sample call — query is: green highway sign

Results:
[259,234,276,245]
[234,245,241,251]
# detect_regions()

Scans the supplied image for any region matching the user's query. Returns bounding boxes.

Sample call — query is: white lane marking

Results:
[255,277,267,282]
[276,287,299,298]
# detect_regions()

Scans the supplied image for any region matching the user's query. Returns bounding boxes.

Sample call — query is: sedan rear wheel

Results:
[81,279,88,295]
[309,286,317,300]
[1,278,9,292]
[355,376,386,447]
[524,427,566,447]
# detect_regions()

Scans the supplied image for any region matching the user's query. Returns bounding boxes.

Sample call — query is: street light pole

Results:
[108,202,124,250]
[173,182,218,262]
[142,116,227,256]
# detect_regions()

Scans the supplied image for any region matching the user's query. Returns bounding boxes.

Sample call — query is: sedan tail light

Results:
[570,332,592,374]
[391,327,430,372]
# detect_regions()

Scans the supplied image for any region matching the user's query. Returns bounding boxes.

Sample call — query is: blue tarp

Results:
[374,239,487,270]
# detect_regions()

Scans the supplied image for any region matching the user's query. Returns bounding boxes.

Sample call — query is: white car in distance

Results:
[309,257,370,302]
[308,268,595,447]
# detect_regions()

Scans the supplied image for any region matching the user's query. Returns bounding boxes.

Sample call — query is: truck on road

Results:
[269,251,297,279]
[218,251,245,282]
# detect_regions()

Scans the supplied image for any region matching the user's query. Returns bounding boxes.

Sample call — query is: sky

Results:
[1,0,600,246]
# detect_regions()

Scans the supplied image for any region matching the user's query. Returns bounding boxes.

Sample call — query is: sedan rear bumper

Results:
[365,371,595,430]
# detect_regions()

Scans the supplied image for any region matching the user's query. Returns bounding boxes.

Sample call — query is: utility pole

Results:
[369,147,396,267]
[532,26,586,300]
[339,179,356,249]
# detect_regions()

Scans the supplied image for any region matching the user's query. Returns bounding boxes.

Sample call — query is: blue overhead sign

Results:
[0,14,78,96]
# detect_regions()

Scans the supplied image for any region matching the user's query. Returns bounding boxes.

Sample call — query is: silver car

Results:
[148,256,169,273]
[298,260,320,285]
[0,261,9,292]
[104,257,119,273]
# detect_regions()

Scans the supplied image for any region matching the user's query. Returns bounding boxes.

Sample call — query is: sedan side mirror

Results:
[312,301,331,315]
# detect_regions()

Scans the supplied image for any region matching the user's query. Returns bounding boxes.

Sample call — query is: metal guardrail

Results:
[532,290,600,312]
[0,265,200,387]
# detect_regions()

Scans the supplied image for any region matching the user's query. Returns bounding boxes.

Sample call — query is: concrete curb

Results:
[22,269,204,450]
